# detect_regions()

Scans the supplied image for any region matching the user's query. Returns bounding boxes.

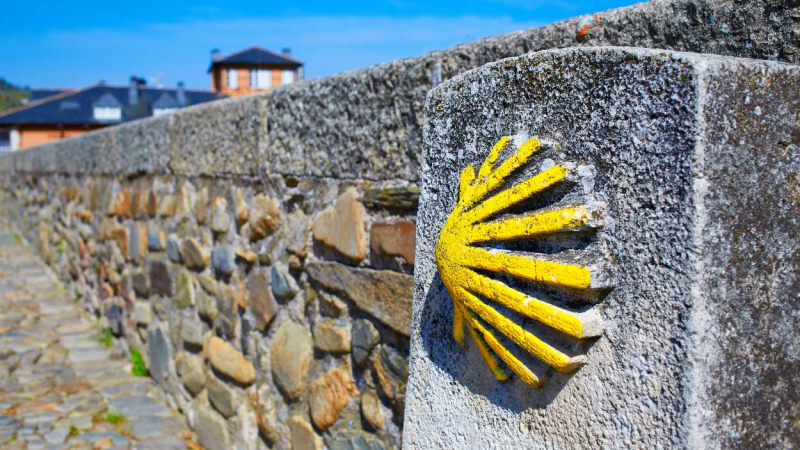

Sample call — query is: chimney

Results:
[129,76,139,105]
[211,49,221,61]
[177,82,186,107]
[282,47,291,56]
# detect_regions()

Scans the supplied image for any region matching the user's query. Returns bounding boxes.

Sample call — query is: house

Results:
[0,78,223,151]
[208,46,303,97]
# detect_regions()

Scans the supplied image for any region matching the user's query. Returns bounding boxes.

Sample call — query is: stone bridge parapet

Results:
[0,0,797,448]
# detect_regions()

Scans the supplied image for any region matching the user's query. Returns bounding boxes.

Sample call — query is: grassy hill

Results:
[0,78,30,113]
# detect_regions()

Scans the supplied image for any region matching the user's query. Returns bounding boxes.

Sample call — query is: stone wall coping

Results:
[1,0,797,181]
[405,44,800,448]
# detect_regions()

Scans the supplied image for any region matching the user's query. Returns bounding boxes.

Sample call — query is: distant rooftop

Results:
[0,81,224,126]
[208,46,303,72]
[30,88,69,102]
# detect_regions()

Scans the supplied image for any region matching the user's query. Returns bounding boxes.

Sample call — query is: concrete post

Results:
[405,47,800,449]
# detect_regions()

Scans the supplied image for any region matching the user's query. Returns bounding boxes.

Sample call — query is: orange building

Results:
[208,46,304,98]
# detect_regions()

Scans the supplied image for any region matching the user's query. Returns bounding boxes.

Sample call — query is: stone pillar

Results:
[405,47,800,449]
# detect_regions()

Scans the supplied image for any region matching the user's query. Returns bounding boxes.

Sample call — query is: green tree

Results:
[0,78,31,113]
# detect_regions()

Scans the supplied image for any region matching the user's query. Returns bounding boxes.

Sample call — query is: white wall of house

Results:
[11,129,19,151]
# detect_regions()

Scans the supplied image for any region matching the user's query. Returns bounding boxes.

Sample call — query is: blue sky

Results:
[1,0,638,90]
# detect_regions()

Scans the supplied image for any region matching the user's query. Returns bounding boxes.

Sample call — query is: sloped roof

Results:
[92,92,121,108]
[30,88,68,102]
[0,84,224,126]
[152,92,180,109]
[208,46,303,72]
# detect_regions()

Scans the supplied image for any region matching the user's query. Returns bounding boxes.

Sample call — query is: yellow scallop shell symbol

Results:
[435,136,611,387]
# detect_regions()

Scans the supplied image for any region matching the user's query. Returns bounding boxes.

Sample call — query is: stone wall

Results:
[405,47,800,449]
[0,171,416,449]
[0,0,797,449]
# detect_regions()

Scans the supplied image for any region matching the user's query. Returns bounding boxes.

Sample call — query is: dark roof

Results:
[152,92,180,109]
[208,46,303,72]
[0,84,224,126]
[30,88,68,102]
[93,92,121,108]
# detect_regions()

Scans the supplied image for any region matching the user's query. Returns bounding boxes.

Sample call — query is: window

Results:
[227,69,238,89]
[152,92,180,118]
[0,130,10,153]
[59,100,79,111]
[92,92,122,122]
[249,69,272,89]
[281,70,294,85]
[153,108,177,117]
[93,106,122,121]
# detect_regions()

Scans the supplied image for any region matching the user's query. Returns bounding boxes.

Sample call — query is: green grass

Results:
[94,410,127,426]
[12,233,20,244]
[68,425,79,437]
[95,327,113,348]
[54,240,66,254]
[129,348,150,377]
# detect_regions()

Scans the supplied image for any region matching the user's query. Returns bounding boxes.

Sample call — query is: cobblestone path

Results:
[0,228,199,449]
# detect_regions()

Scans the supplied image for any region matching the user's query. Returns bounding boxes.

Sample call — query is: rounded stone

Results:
[180,238,210,271]
[211,245,236,276]
[361,390,385,431]
[313,320,351,353]
[248,194,281,241]
[311,187,367,263]
[254,383,279,444]
[210,197,231,234]
[175,353,206,395]
[147,325,172,385]
[351,319,381,367]
[173,270,196,309]
[195,406,230,450]
[146,230,165,252]
[288,415,322,450]
[207,336,255,386]
[308,368,357,430]
[166,234,182,263]
[271,321,313,400]
[270,262,298,302]
[246,269,278,330]
[370,220,416,266]
[206,372,236,418]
